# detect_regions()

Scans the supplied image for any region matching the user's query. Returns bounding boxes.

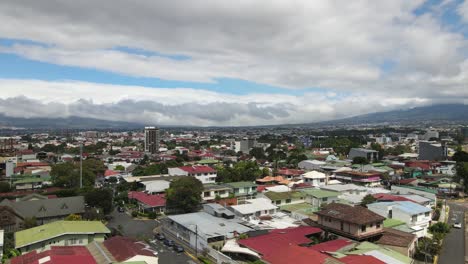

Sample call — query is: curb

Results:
[434,204,450,264]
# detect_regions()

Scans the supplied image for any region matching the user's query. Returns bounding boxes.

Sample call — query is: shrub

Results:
[198,256,213,264]
[131,211,138,217]
[148,211,157,219]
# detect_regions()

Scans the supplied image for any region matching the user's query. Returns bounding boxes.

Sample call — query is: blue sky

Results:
[0,0,467,126]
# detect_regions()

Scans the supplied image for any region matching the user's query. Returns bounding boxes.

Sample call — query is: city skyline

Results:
[0,1,468,126]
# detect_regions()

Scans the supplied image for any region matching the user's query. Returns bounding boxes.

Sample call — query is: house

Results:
[201,184,232,202]
[164,212,253,252]
[301,171,327,186]
[334,171,381,187]
[228,198,278,218]
[300,188,340,208]
[376,228,417,257]
[141,180,171,194]
[340,241,413,264]
[298,160,326,170]
[320,184,368,196]
[128,191,166,213]
[418,141,447,161]
[348,148,379,162]
[315,203,385,241]
[276,168,304,180]
[203,203,235,219]
[263,191,305,206]
[391,185,437,207]
[168,165,217,184]
[15,221,110,254]
[0,229,3,259]
[10,246,97,264]
[225,181,257,200]
[103,236,158,264]
[0,194,85,231]
[367,201,431,237]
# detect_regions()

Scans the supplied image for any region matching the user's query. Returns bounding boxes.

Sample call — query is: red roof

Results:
[277,168,305,176]
[16,162,49,168]
[128,191,166,207]
[308,239,353,252]
[11,246,96,264]
[178,165,216,174]
[263,245,333,264]
[340,255,385,264]
[373,193,413,202]
[397,178,417,185]
[104,169,120,177]
[239,226,322,258]
[405,161,431,170]
[104,236,157,262]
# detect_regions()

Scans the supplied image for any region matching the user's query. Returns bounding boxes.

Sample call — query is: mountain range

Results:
[0,104,467,129]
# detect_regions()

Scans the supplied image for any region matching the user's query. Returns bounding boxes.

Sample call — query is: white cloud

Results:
[459,0,468,22]
[0,79,465,126]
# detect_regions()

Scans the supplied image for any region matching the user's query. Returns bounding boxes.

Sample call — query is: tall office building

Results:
[144,127,160,154]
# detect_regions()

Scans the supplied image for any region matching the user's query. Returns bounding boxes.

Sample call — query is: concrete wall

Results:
[318,216,382,238]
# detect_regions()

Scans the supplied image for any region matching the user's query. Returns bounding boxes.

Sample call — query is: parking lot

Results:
[148,237,196,264]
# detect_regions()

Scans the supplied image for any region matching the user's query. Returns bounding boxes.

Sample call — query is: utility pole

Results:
[80,142,83,189]
[195,224,198,257]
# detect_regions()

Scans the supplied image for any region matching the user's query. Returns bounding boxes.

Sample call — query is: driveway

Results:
[106,208,158,239]
[439,202,466,264]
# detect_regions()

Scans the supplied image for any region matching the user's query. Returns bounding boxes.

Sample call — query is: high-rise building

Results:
[461,127,468,143]
[144,127,160,154]
[418,141,447,161]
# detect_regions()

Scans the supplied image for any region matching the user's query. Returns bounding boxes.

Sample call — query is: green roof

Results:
[197,159,220,165]
[264,191,304,201]
[300,188,340,198]
[383,218,405,228]
[347,242,413,264]
[15,220,110,248]
[225,181,257,188]
[280,203,319,216]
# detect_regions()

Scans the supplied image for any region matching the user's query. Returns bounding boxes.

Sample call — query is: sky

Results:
[0,0,468,126]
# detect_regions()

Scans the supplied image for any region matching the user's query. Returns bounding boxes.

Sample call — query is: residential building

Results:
[103,236,159,264]
[203,203,235,219]
[263,191,305,206]
[144,126,160,154]
[418,141,447,161]
[0,229,3,259]
[298,160,326,170]
[225,181,257,201]
[334,171,381,187]
[348,148,379,162]
[301,170,327,186]
[202,184,232,202]
[164,212,253,252]
[128,191,166,213]
[141,180,170,194]
[461,126,468,143]
[367,201,431,237]
[315,203,385,241]
[320,184,368,196]
[11,246,97,264]
[168,165,217,184]
[228,198,277,218]
[15,221,110,254]
[0,194,85,231]
[300,188,340,208]
[276,168,304,180]
[391,185,437,207]
[234,138,256,153]
[376,228,417,257]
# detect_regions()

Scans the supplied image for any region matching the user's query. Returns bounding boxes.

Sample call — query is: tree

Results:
[50,162,96,188]
[262,167,270,177]
[352,156,369,165]
[114,165,125,171]
[415,237,441,261]
[453,151,468,162]
[108,176,118,184]
[23,217,37,229]
[84,188,114,214]
[65,214,82,221]
[166,177,203,213]
[361,194,376,207]
[428,222,450,235]
[0,182,11,193]
[216,161,263,182]
[250,148,266,160]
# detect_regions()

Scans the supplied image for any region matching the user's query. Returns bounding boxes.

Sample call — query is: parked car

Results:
[164,239,175,247]
[155,233,165,240]
[118,207,125,213]
[173,244,184,253]
[453,222,462,229]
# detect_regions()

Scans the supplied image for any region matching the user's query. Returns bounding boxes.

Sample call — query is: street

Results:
[107,208,158,239]
[106,209,195,263]
[439,202,466,264]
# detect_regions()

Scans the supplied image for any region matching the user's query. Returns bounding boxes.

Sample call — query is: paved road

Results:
[439,202,465,264]
[149,238,196,264]
[106,208,157,239]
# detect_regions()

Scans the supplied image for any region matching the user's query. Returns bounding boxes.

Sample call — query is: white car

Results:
[453,222,462,229]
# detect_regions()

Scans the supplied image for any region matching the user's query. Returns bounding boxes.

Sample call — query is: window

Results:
[376,222,381,228]
[370,223,374,227]
[286,199,291,204]
[340,221,344,231]
[275,200,281,205]
[204,192,210,197]
[322,197,328,202]
[361,225,366,232]
[411,215,417,222]
[69,238,78,245]
[425,212,430,217]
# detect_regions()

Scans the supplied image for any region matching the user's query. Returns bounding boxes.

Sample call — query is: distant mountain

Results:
[325,104,468,125]
[0,115,143,130]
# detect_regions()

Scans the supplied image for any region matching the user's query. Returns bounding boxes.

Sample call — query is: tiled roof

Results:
[372,193,413,202]
[104,236,157,262]
[376,228,416,248]
[128,191,166,207]
[340,255,385,264]
[315,203,385,225]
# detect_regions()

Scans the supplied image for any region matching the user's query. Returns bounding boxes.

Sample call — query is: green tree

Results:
[166,177,203,213]
[361,194,376,207]
[84,188,114,214]
[428,222,450,235]
[453,151,468,162]
[262,167,270,177]
[250,148,266,160]
[0,182,11,193]
[65,214,82,221]
[23,217,37,229]
[216,161,262,182]
[352,156,369,165]
[114,165,125,171]
[50,162,96,188]
[370,143,384,160]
